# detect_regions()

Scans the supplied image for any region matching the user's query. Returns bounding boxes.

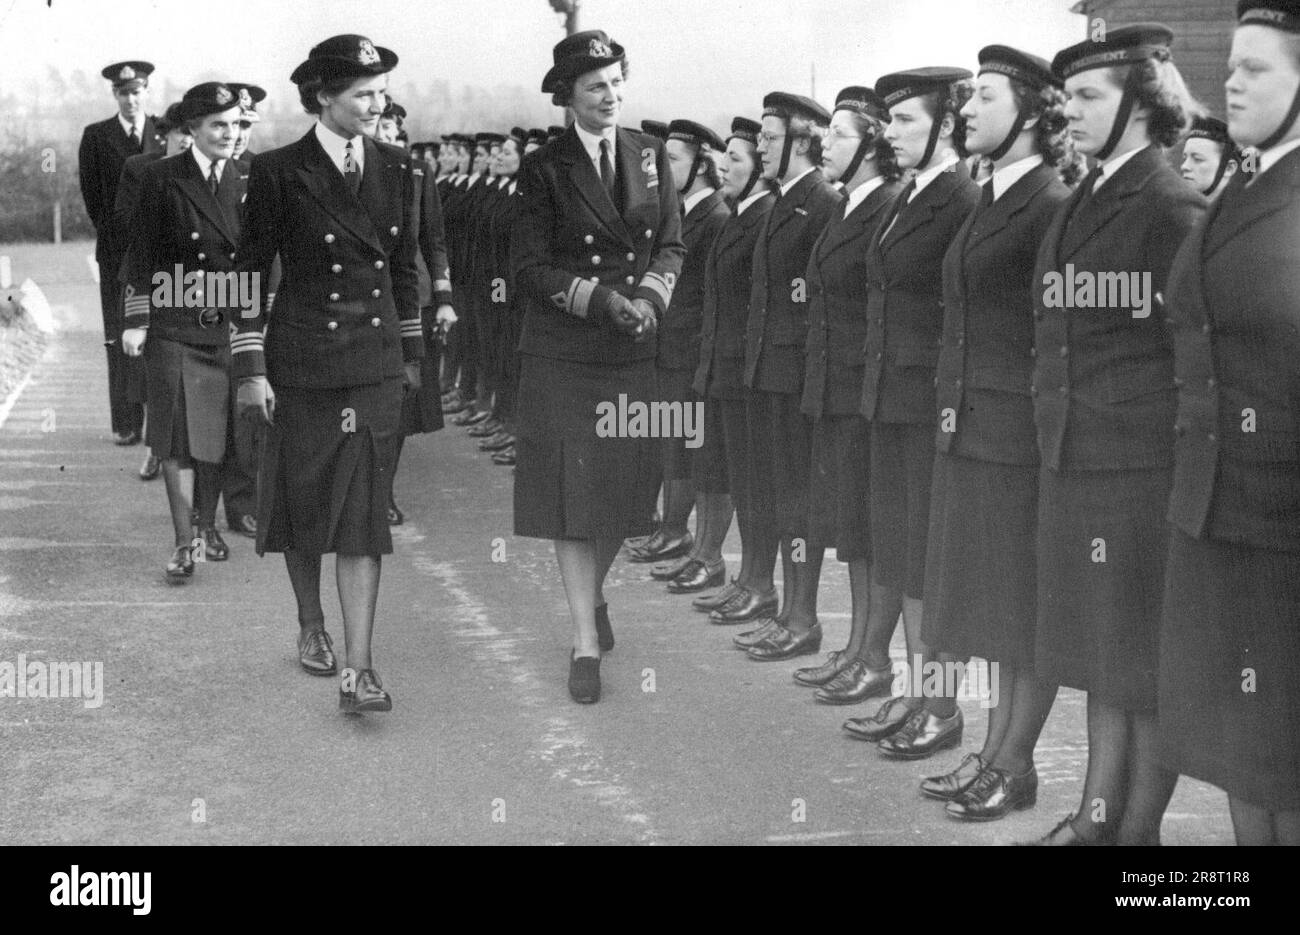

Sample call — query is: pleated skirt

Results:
[144,337,229,465]
[1035,465,1171,711]
[256,375,403,556]
[513,354,659,541]
[1159,529,1300,811]
[922,452,1038,666]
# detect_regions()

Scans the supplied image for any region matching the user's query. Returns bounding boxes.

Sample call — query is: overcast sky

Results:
[8,0,1087,121]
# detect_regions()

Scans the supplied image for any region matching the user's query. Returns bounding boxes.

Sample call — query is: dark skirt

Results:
[692,396,729,494]
[745,387,812,538]
[656,366,697,482]
[144,337,229,465]
[1159,529,1300,811]
[807,414,871,562]
[868,421,935,599]
[398,314,446,436]
[922,452,1038,666]
[1035,465,1171,712]
[513,354,660,540]
[719,397,750,517]
[256,375,402,556]
[125,353,149,406]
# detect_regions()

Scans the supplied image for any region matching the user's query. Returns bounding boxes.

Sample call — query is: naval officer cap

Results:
[1051,23,1174,81]
[228,82,266,122]
[155,102,189,135]
[834,86,890,122]
[102,60,154,90]
[546,125,567,142]
[762,92,832,125]
[668,119,725,153]
[727,117,762,145]
[508,126,530,148]
[640,119,670,140]
[176,82,244,121]
[875,67,974,108]
[1238,0,1300,30]
[527,128,549,147]
[978,46,1060,90]
[542,29,625,93]
[290,34,398,85]
[476,131,506,147]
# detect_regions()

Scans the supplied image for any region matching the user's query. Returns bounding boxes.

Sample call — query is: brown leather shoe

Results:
[746,623,822,661]
[298,628,337,676]
[628,529,693,563]
[878,707,964,759]
[339,667,392,713]
[814,658,894,705]
[649,555,693,581]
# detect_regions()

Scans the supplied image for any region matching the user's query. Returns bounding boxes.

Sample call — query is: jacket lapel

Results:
[882,162,969,256]
[293,130,385,256]
[1202,148,1300,260]
[1060,146,1157,261]
[965,163,1054,252]
[766,168,824,244]
[683,188,724,239]
[558,127,630,244]
[173,151,238,245]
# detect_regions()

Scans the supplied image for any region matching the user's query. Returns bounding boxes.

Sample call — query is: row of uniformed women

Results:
[679,4,1298,846]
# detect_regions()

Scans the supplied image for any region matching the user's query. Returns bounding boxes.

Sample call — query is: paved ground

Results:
[0,241,1234,845]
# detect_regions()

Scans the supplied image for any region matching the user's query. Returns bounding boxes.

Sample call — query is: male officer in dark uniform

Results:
[79,60,163,445]
[229,83,266,162]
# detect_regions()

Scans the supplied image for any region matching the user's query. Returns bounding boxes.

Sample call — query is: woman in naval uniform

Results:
[1159,0,1300,846]
[511,30,684,703]
[232,34,425,715]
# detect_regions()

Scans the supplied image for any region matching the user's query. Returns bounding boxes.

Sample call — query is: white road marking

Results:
[401,528,659,844]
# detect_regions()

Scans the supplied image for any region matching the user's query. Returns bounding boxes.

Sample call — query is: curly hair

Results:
[551,59,630,109]
[916,79,975,158]
[841,110,903,182]
[1009,80,1074,170]
[298,74,366,115]
[696,149,724,190]
[1105,51,1196,148]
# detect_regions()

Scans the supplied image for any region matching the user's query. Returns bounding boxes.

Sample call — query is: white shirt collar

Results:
[910,152,960,201]
[574,121,617,169]
[1094,144,1144,191]
[736,189,771,216]
[989,154,1043,201]
[118,113,144,138]
[779,165,816,196]
[314,121,364,177]
[190,145,224,181]
[683,187,717,216]
[843,175,885,217]
[1256,136,1300,177]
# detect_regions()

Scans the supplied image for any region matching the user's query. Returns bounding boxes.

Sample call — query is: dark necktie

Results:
[128,125,139,148]
[881,178,917,241]
[344,140,361,196]
[599,139,616,201]
[208,161,220,196]
[1068,166,1103,222]
[976,180,995,214]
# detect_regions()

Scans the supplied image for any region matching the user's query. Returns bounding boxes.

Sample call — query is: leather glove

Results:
[607,293,642,336]
[630,298,658,343]
[403,361,422,394]
[236,376,275,426]
[121,327,148,357]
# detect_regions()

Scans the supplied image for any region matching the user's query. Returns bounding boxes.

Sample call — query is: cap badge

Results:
[358,39,380,65]
[119,65,135,81]
[215,86,233,106]
[238,88,252,109]
[588,38,612,57]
